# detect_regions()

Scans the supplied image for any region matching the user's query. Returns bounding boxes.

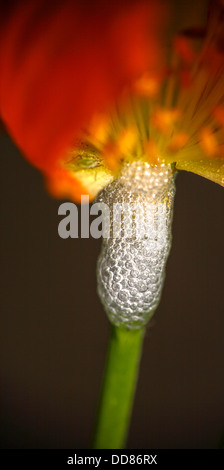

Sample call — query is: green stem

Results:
[92,325,145,449]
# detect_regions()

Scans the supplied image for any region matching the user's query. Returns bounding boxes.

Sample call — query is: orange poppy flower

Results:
[0,0,224,201]
[0,0,164,200]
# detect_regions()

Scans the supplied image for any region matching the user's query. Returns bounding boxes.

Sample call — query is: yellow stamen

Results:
[117,126,138,154]
[152,108,180,135]
[213,105,224,128]
[144,140,160,165]
[167,132,189,153]
[199,127,218,156]
[134,73,159,97]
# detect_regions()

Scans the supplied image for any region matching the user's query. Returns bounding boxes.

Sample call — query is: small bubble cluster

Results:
[96,161,176,329]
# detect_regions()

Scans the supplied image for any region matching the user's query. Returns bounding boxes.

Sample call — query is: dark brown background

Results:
[0,132,224,449]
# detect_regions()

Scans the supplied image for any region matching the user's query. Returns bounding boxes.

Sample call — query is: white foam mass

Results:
[96,161,176,329]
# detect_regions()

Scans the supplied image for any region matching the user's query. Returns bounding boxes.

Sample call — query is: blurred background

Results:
[0,132,224,449]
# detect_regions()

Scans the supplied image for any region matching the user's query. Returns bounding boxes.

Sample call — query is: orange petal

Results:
[45,168,90,203]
